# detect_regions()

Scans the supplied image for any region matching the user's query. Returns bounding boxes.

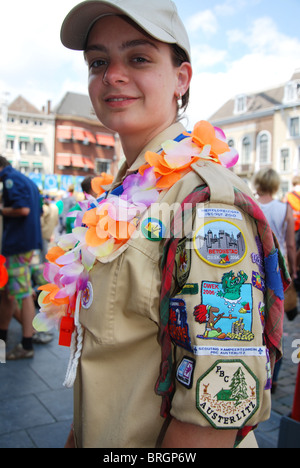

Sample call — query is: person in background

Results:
[254,168,297,392]
[59,185,77,234]
[41,196,59,262]
[0,156,42,359]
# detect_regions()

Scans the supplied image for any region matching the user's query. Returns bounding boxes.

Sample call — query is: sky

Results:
[1,0,300,127]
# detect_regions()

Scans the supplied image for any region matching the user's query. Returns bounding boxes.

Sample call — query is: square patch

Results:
[196,359,259,429]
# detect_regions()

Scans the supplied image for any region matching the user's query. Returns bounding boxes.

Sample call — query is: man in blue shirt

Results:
[0,156,42,359]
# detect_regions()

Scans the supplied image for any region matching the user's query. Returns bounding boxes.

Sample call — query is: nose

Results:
[103,61,129,86]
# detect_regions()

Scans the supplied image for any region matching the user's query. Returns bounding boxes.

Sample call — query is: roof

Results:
[8,95,42,115]
[54,92,97,121]
[209,69,299,123]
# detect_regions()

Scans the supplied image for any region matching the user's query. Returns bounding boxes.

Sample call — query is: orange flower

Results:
[91,173,114,197]
[190,120,229,159]
[139,151,198,190]
[83,205,136,247]
[39,284,69,306]
[46,246,66,265]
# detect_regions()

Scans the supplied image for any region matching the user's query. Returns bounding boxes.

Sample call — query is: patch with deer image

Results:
[196,360,259,429]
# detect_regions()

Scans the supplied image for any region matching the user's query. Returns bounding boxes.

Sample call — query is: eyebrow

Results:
[84,39,159,55]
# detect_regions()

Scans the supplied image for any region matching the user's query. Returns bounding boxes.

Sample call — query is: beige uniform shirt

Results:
[73,122,272,448]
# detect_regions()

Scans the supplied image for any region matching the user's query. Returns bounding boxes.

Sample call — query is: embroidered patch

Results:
[176,356,195,389]
[198,207,243,221]
[251,236,265,277]
[178,283,199,296]
[194,273,254,341]
[252,271,265,293]
[175,238,191,291]
[81,281,93,309]
[169,298,193,352]
[193,345,267,357]
[196,359,259,429]
[4,179,13,190]
[264,249,284,300]
[141,217,165,241]
[193,220,247,268]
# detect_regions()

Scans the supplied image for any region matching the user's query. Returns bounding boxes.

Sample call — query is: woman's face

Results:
[85,15,191,141]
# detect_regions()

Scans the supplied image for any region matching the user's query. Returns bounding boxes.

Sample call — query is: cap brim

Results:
[61,0,176,51]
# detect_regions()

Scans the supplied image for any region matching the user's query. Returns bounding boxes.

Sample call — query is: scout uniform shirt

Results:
[73,122,275,448]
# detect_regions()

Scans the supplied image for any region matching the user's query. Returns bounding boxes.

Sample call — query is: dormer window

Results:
[234,94,247,114]
[284,80,300,103]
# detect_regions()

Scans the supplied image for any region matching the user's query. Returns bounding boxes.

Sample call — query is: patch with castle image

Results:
[193,220,247,268]
[193,272,255,342]
[196,359,259,429]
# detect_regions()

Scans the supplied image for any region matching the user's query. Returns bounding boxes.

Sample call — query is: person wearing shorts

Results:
[0,156,42,359]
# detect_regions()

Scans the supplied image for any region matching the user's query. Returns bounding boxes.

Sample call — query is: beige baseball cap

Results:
[60,0,191,61]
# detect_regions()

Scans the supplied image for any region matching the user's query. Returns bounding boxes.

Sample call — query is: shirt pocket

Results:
[79,237,162,345]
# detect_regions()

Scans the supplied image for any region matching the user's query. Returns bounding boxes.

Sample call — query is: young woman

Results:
[37,0,289,448]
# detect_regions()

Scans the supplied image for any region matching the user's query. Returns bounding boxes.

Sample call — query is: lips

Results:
[104,95,137,103]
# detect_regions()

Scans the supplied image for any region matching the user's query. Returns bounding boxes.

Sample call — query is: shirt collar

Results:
[111,122,186,190]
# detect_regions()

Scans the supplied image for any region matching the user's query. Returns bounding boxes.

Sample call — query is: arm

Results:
[161,417,237,448]
[1,206,30,217]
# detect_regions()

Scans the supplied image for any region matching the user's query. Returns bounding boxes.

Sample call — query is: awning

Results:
[83,157,94,169]
[6,135,15,140]
[34,137,44,143]
[19,161,29,167]
[33,162,43,167]
[57,126,72,140]
[20,136,30,142]
[72,155,85,168]
[96,134,115,147]
[57,155,71,166]
[72,128,86,142]
[84,130,96,144]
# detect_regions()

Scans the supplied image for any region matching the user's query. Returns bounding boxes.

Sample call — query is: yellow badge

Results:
[193,220,247,268]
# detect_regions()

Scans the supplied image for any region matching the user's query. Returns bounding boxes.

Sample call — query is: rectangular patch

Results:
[197,208,243,221]
[194,273,254,342]
[193,345,267,357]
[176,356,195,389]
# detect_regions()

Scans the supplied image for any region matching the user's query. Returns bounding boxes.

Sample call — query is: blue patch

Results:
[169,298,193,352]
[264,250,284,300]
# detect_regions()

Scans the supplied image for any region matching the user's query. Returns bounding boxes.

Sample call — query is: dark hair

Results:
[0,156,11,169]
[170,44,191,113]
[81,176,94,194]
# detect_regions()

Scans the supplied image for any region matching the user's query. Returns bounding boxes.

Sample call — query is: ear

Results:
[175,62,193,98]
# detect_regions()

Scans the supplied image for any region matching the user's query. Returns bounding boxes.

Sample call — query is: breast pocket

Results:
[79,238,162,345]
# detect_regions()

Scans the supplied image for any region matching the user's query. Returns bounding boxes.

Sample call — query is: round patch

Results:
[141,218,165,242]
[5,179,13,190]
[196,359,259,429]
[193,220,247,268]
[81,281,93,309]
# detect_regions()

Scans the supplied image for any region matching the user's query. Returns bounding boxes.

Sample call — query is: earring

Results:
[177,93,183,110]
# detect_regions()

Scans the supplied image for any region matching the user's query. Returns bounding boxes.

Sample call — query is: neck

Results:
[120,118,178,168]
[258,194,274,204]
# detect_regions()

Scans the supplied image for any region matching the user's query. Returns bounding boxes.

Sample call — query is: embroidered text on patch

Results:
[196,360,259,429]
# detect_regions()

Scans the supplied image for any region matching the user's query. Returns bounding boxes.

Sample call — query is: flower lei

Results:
[33,120,239,345]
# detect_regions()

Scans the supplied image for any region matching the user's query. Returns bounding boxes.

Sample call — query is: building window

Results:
[6,139,14,151]
[34,142,43,154]
[290,117,300,138]
[280,148,290,173]
[234,95,247,114]
[20,141,28,153]
[96,159,111,174]
[228,139,234,148]
[257,132,271,165]
[242,136,251,164]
